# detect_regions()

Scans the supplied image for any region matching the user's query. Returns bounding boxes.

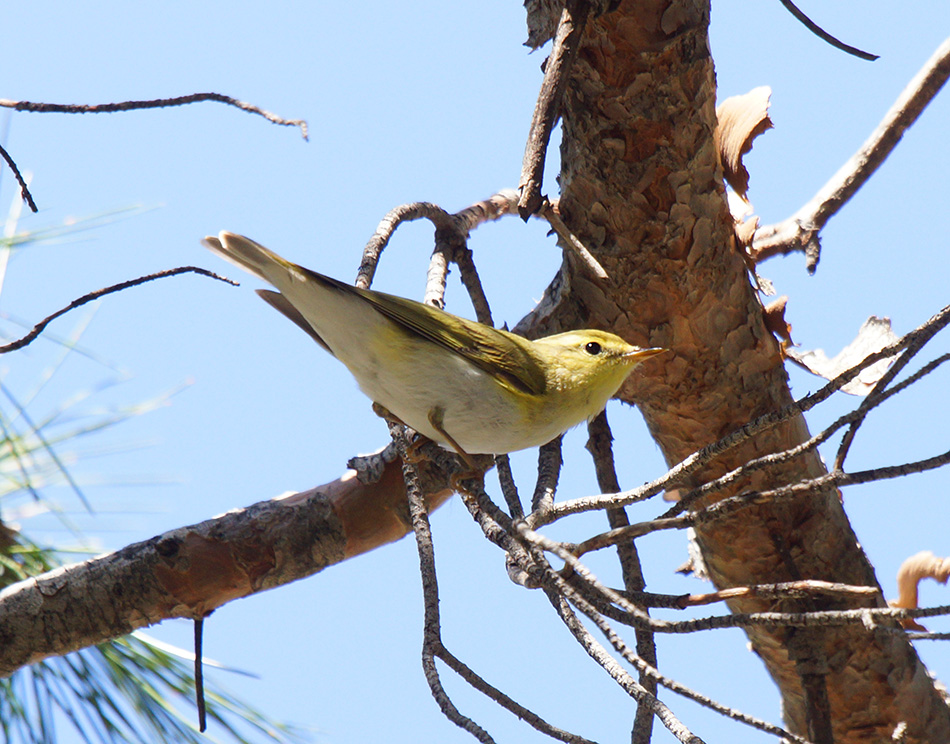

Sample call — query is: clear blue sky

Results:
[3,2,950,742]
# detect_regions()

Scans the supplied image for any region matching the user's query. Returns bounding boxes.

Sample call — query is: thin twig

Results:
[906,631,950,641]
[392,423,495,744]
[586,412,657,744]
[0,267,237,353]
[355,192,511,331]
[540,200,608,280]
[777,0,878,61]
[435,645,597,744]
[752,35,950,271]
[662,350,950,520]
[531,437,563,513]
[654,580,870,609]
[547,575,810,744]
[453,190,520,234]
[494,454,524,520]
[424,244,451,309]
[833,339,948,470]
[194,618,206,733]
[452,244,495,327]
[0,142,37,212]
[518,0,590,219]
[414,469,591,742]
[462,472,814,742]
[544,589,706,744]
[520,520,944,637]
[357,202,452,289]
[696,451,950,528]
[0,93,309,139]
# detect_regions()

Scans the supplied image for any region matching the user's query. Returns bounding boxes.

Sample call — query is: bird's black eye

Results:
[585,341,602,355]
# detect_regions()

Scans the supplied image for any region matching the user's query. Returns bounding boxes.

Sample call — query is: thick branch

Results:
[0,453,455,677]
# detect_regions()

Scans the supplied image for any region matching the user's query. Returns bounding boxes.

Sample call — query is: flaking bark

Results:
[519,0,949,741]
[0,456,454,677]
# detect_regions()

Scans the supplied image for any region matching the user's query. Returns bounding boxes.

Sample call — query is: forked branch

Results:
[752,36,950,272]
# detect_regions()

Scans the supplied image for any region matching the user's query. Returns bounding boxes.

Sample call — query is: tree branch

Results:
[777,0,878,61]
[0,93,309,139]
[0,267,237,353]
[0,142,37,212]
[0,453,458,678]
[751,35,950,271]
[518,0,590,218]
[586,412,657,744]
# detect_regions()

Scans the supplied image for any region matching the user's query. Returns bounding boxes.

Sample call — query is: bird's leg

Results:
[428,406,478,471]
[372,402,407,427]
[372,402,435,465]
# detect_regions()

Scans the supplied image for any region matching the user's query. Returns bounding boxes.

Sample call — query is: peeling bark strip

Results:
[522,0,949,741]
[0,456,453,678]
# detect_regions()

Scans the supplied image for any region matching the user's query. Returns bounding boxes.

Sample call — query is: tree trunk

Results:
[518,0,949,741]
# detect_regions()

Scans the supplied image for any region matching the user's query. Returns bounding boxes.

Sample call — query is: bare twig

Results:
[397,442,590,743]
[698,451,950,527]
[357,202,453,289]
[454,460,834,741]
[0,142,37,212]
[453,245,495,327]
[539,200,609,280]
[519,517,948,638]
[531,437,563,513]
[355,192,513,330]
[424,243,451,308]
[545,590,706,744]
[0,267,237,353]
[586,412,657,744]
[907,631,950,641]
[194,618,207,732]
[556,580,811,744]
[392,424,495,744]
[435,646,597,744]
[494,454,524,520]
[0,93,309,139]
[519,0,590,218]
[752,36,950,271]
[833,339,949,470]
[678,580,878,608]
[662,350,950,520]
[777,0,878,61]
[543,557,811,743]
[453,190,519,234]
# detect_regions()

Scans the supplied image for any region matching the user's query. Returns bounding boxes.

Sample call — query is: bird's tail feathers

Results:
[202,231,297,286]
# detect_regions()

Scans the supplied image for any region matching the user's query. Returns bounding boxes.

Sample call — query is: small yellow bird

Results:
[204,232,664,463]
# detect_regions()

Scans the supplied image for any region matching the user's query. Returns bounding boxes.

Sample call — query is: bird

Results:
[203,231,664,464]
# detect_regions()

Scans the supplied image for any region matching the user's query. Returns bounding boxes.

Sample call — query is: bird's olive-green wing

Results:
[306,268,547,396]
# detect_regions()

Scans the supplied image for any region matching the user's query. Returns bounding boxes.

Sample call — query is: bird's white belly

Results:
[356,346,534,454]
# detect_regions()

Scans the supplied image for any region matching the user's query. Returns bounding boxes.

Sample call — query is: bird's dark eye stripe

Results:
[585,341,602,355]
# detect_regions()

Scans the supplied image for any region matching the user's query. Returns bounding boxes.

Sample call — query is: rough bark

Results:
[0,454,455,677]
[1,2,947,741]
[517,0,949,741]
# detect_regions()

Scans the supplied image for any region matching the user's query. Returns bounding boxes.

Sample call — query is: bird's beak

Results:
[626,347,667,361]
